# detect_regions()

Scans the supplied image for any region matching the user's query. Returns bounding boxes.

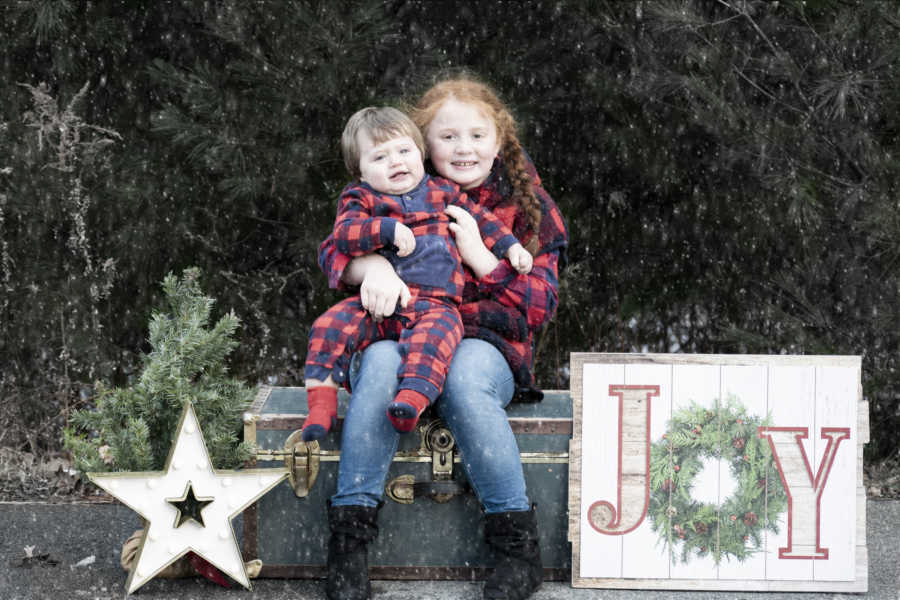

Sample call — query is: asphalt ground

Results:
[1,500,897,600]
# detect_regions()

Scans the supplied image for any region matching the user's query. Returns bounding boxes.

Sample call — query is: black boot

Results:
[483,506,543,599]
[325,502,381,600]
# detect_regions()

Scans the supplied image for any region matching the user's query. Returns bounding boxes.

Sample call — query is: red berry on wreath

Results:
[743,511,758,526]
[662,479,674,492]
[730,514,737,521]
[744,454,750,461]
[732,437,745,449]
[673,465,680,472]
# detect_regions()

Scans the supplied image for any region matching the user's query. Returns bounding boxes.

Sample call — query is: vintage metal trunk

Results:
[242,386,572,580]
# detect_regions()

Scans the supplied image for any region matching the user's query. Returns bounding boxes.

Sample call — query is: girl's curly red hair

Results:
[413,76,542,253]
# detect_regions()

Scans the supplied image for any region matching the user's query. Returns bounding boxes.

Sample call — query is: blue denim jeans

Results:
[331,338,530,514]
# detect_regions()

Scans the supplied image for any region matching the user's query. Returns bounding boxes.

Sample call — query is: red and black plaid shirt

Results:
[319,157,568,400]
[324,175,517,303]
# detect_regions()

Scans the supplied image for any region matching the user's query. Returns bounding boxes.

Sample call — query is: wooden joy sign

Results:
[568,353,867,592]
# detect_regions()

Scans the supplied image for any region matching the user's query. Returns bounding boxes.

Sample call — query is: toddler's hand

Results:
[393,223,416,257]
[507,243,533,274]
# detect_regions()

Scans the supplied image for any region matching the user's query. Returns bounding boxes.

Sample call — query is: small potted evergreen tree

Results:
[65,268,258,580]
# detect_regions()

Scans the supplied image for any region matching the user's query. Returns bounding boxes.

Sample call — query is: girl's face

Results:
[425,98,501,190]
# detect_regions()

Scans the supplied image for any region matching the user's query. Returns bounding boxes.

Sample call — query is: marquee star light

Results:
[167,482,214,528]
[88,401,287,594]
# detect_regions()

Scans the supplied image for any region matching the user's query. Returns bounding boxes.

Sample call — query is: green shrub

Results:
[65,268,254,472]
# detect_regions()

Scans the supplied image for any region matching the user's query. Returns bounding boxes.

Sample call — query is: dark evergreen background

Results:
[2,1,898,464]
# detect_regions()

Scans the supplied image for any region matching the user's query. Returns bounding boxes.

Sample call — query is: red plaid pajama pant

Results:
[305,295,464,402]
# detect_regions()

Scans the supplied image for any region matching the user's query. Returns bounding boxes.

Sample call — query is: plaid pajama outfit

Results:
[319,155,568,402]
[306,175,518,402]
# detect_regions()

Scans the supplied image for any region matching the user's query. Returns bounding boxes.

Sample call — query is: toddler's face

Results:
[425,98,501,190]
[358,133,424,195]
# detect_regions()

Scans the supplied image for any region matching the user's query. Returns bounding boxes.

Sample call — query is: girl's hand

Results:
[445,205,499,278]
[506,243,533,274]
[352,255,411,321]
[393,222,416,257]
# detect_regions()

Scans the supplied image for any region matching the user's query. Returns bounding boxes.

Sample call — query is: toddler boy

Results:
[302,106,531,439]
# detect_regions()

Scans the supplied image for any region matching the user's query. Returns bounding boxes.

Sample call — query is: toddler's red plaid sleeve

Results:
[332,186,398,256]
[318,232,352,290]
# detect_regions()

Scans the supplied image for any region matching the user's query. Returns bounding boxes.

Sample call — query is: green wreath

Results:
[648,395,788,564]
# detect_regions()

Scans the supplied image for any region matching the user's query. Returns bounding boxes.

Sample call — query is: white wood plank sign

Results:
[568,353,867,592]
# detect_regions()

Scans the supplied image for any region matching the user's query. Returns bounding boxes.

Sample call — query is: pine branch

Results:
[64,269,255,473]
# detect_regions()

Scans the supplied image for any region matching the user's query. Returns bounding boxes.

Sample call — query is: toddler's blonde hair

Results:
[341,106,424,179]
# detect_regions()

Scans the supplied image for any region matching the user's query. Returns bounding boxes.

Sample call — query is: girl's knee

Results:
[357,340,402,373]
[443,339,513,403]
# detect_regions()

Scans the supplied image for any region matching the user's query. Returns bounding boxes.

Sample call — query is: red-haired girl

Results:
[318,74,567,600]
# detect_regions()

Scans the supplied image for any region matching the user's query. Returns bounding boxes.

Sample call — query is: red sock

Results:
[302,386,338,441]
[387,390,429,433]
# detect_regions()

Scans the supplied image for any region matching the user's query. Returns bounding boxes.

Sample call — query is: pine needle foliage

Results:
[64,268,254,473]
[3,0,900,470]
